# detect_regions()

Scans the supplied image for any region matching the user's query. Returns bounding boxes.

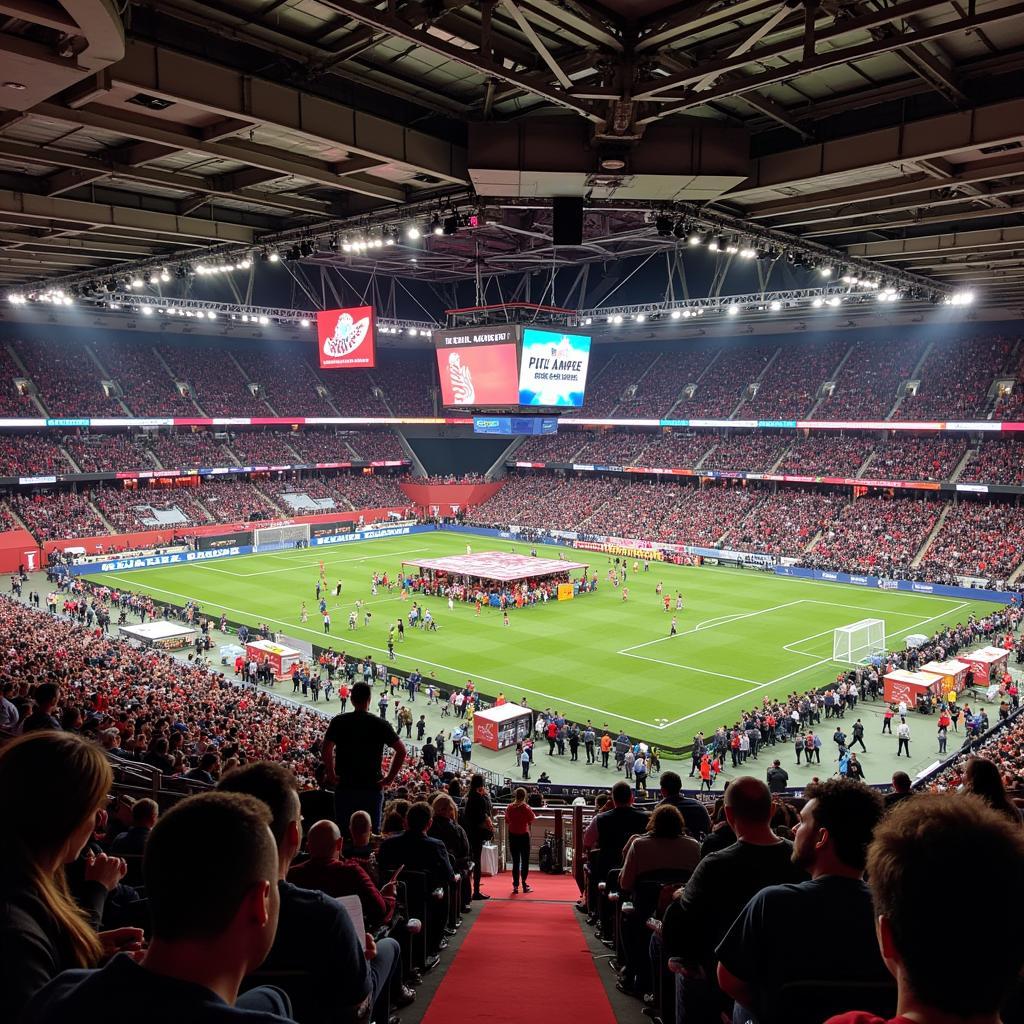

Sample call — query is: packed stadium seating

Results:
[159,344,271,417]
[7,490,108,540]
[228,431,302,465]
[634,431,714,468]
[700,433,788,472]
[799,495,941,576]
[918,501,1024,583]
[682,342,777,418]
[14,338,121,417]
[573,430,649,465]
[815,336,929,420]
[64,434,153,474]
[343,430,407,462]
[961,439,1024,485]
[617,348,716,417]
[891,335,1015,420]
[868,436,968,482]
[776,434,877,477]
[0,434,74,476]
[232,347,339,417]
[515,431,590,463]
[724,490,846,557]
[740,337,846,419]
[93,485,216,531]
[95,339,198,417]
[148,431,234,469]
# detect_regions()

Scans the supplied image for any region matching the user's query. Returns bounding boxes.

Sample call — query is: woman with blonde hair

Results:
[0,732,144,1018]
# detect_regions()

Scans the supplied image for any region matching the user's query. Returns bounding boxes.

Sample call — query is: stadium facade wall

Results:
[399,481,503,515]
[0,527,41,573]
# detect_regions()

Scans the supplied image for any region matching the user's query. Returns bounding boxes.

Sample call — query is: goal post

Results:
[833,618,886,665]
[254,523,310,552]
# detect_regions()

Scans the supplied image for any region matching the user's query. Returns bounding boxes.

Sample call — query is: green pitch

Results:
[89,531,999,749]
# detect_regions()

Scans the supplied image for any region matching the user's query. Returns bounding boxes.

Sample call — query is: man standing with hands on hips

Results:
[322,682,406,838]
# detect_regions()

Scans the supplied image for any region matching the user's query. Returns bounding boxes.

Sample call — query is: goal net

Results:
[833,618,886,664]
[254,523,310,551]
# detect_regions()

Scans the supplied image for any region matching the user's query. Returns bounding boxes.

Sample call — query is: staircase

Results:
[303,358,344,416]
[5,343,48,417]
[949,446,974,483]
[806,342,855,418]
[88,498,117,535]
[153,346,208,416]
[731,346,782,418]
[228,352,278,416]
[59,445,82,473]
[911,503,951,568]
[886,340,935,420]
[664,349,722,418]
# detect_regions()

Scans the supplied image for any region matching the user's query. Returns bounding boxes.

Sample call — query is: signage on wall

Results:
[317,306,376,368]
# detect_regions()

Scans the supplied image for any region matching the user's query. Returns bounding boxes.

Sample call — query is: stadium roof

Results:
[0,0,1022,305]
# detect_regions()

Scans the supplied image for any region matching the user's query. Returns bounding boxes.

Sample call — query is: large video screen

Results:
[518,328,591,408]
[317,306,376,369]
[434,326,520,407]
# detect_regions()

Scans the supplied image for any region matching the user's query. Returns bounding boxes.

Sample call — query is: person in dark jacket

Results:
[594,781,650,877]
[378,802,456,890]
[109,799,159,857]
[0,733,144,1021]
[658,771,712,838]
[462,774,494,900]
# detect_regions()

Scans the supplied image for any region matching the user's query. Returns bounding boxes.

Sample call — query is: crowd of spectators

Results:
[227,431,302,466]
[741,338,846,420]
[196,479,283,522]
[724,490,845,557]
[918,500,1024,583]
[94,340,197,417]
[92,486,215,532]
[0,345,38,416]
[776,434,876,477]
[515,431,590,463]
[286,430,354,463]
[311,367,382,417]
[574,431,649,465]
[344,431,407,462]
[816,336,929,420]
[961,439,1024,485]
[319,473,413,511]
[15,339,121,417]
[701,434,788,473]
[64,435,153,474]
[636,432,714,468]
[892,335,1015,420]
[683,344,778,418]
[159,345,270,417]
[619,348,715,417]
[147,432,233,470]
[471,473,625,532]
[869,436,968,482]
[8,491,107,540]
[799,495,941,576]
[564,351,652,418]
[994,367,1024,420]
[233,347,339,417]
[0,435,73,476]
[370,351,437,417]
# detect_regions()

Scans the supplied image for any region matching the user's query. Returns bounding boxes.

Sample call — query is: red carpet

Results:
[420,873,616,1024]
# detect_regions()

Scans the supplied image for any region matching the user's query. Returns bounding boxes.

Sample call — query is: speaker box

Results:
[552,197,584,246]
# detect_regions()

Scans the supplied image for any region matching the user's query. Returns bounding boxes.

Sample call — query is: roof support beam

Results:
[0,139,339,217]
[104,38,468,183]
[501,1,574,88]
[846,225,1024,260]
[31,102,405,204]
[0,190,258,244]
[317,0,601,120]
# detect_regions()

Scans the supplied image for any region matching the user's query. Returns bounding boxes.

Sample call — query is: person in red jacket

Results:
[504,788,536,895]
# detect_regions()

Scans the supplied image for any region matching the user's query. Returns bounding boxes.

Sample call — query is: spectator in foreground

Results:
[286,819,392,927]
[962,756,1024,823]
[109,799,159,857]
[883,771,913,810]
[716,779,889,1023]
[825,793,1024,1024]
[24,792,291,1023]
[663,777,808,1024]
[378,801,456,891]
[0,733,144,1021]
[463,774,494,901]
[217,761,402,1024]
[619,805,700,892]
[658,770,713,838]
[322,681,406,836]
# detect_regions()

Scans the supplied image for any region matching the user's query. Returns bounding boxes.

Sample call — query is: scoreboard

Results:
[433,325,591,409]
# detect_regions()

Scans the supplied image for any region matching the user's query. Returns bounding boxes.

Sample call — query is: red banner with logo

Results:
[317,306,376,368]
[436,344,519,406]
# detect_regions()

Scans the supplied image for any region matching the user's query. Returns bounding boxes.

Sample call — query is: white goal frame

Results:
[833,618,886,664]
[254,523,310,551]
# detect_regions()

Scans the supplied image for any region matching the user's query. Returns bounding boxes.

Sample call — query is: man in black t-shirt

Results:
[716,778,888,1024]
[322,682,406,836]
[658,770,712,838]
[663,777,806,1024]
